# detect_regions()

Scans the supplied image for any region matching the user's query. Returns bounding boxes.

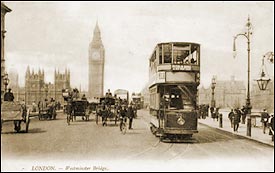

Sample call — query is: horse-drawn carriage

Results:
[38,103,57,120]
[96,97,118,126]
[66,99,90,125]
[1,101,30,133]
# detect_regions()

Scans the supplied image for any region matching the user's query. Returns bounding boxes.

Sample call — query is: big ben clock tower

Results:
[88,22,105,99]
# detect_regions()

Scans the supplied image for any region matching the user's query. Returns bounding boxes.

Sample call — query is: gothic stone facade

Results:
[24,67,70,105]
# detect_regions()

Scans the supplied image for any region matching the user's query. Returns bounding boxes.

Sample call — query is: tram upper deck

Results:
[149,42,200,87]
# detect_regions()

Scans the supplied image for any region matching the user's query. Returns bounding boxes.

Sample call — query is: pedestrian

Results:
[241,106,247,124]
[228,109,234,128]
[210,106,215,121]
[127,104,135,129]
[4,88,14,101]
[268,114,274,141]
[215,108,220,122]
[119,105,127,131]
[32,102,37,112]
[233,109,241,132]
[261,109,270,134]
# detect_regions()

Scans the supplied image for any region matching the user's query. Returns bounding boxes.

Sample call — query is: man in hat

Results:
[127,104,135,129]
[119,104,127,131]
[261,109,270,134]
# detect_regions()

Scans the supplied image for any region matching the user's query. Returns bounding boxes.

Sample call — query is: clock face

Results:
[92,51,100,60]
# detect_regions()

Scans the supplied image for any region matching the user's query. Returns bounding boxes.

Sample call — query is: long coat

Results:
[127,106,135,119]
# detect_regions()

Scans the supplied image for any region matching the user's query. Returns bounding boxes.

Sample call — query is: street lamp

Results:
[3,73,9,92]
[233,16,253,117]
[233,16,253,136]
[256,51,274,90]
[211,76,216,108]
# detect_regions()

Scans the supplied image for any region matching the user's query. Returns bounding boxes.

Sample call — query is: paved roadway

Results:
[1,110,274,171]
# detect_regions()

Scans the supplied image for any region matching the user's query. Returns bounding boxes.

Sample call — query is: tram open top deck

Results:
[149,42,200,88]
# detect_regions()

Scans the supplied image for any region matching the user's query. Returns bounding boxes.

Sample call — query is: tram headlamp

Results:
[177,116,185,125]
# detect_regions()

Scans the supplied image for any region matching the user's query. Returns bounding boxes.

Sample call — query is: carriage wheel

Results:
[25,111,30,133]
[67,114,70,125]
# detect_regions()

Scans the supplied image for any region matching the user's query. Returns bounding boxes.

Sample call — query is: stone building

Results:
[198,76,246,109]
[1,2,12,100]
[53,69,71,104]
[88,22,105,99]
[24,66,70,105]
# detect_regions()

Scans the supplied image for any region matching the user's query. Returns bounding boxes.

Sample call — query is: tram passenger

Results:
[191,57,197,64]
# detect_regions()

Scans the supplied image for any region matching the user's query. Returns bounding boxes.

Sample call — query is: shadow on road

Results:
[1,128,46,134]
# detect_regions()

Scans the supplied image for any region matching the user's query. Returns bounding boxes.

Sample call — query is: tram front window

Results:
[160,86,195,111]
[170,93,183,109]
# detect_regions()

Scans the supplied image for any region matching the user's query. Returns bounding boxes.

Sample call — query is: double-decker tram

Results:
[148,42,200,142]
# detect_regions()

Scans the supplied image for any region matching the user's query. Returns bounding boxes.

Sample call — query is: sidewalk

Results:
[198,112,274,147]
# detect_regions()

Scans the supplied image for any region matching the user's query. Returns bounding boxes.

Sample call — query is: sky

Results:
[4,1,274,94]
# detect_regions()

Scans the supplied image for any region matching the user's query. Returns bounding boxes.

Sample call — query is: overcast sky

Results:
[4,1,274,93]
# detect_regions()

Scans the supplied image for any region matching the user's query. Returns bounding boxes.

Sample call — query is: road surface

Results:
[1,109,274,171]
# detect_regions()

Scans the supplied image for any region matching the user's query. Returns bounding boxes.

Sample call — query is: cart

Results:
[1,101,30,133]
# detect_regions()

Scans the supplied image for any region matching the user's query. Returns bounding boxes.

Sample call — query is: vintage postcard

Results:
[1,1,274,172]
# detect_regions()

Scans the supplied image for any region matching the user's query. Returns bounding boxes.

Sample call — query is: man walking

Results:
[261,109,270,134]
[228,109,234,128]
[127,104,135,130]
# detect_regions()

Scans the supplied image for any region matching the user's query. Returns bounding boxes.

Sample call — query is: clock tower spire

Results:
[88,21,105,99]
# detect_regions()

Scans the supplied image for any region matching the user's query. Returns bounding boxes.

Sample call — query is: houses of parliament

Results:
[10,67,70,105]
[8,22,105,105]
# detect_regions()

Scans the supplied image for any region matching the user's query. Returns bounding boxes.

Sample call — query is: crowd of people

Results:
[198,103,274,141]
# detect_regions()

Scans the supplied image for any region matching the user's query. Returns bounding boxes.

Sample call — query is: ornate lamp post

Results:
[233,16,253,136]
[256,51,274,90]
[211,76,216,108]
[3,72,9,92]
